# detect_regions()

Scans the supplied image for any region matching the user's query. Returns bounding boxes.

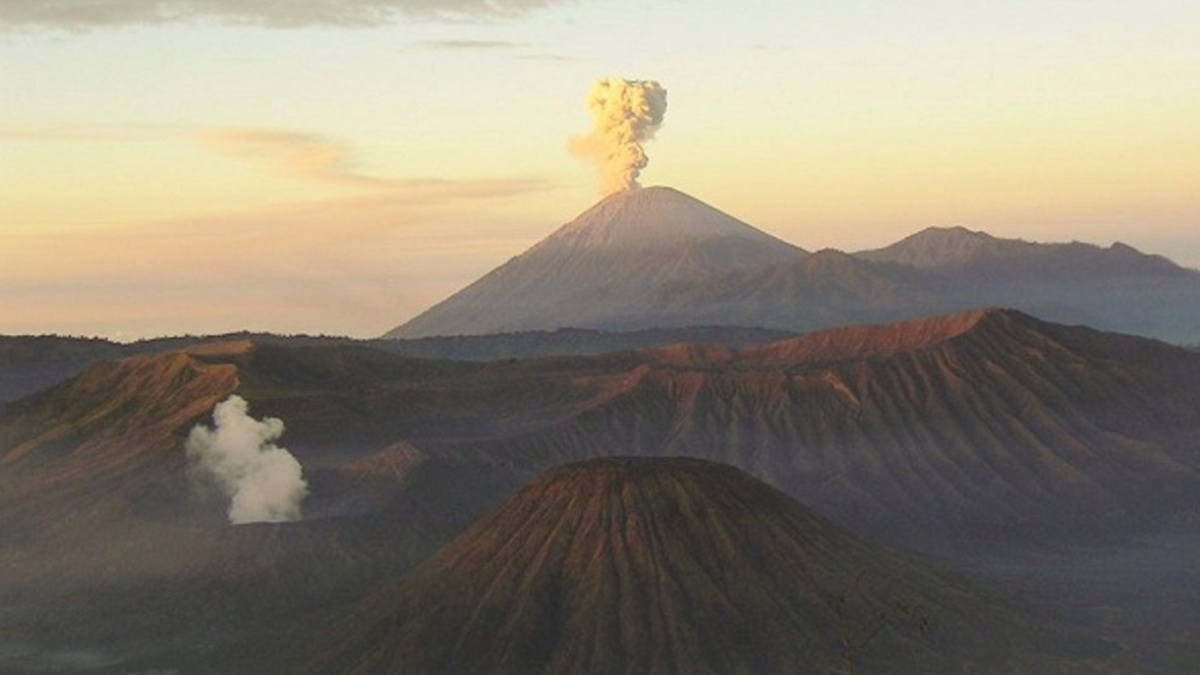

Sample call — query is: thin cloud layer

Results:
[199,127,550,198]
[200,128,383,186]
[0,0,559,30]
[4,121,554,338]
[0,181,551,338]
[417,39,527,49]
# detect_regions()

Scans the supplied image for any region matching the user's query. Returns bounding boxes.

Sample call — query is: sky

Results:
[2,0,1198,339]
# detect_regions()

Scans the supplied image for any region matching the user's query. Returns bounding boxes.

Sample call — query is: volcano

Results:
[383,188,1200,343]
[385,186,805,338]
[307,457,1099,675]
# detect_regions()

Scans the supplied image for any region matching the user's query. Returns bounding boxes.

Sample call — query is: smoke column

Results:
[186,395,308,524]
[569,77,668,195]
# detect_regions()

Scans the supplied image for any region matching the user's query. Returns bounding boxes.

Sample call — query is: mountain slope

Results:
[471,308,1200,547]
[309,458,1102,675]
[639,249,953,331]
[385,186,805,338]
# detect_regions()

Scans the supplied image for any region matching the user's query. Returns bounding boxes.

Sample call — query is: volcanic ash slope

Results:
[311,457,1107,675]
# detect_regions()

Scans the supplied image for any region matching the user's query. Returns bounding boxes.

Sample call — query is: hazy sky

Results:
[3,0,1198,339]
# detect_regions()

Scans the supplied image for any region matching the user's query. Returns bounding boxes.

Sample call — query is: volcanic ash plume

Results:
[186,395,308,524]
[570,77,668,195]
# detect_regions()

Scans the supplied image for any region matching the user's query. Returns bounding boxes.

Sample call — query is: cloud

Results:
[3,123,556,339]
[0,0,560,30]
[199,128,385,186]
[186,395,308,524]
[6,124,549,197]
[199,128,553,196]
[516,54,575,62]
[417,39,527,49]
[0,179,556,338]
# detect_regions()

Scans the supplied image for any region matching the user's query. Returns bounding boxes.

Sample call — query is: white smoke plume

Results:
[569,77,667,196]
[186,395,308,525]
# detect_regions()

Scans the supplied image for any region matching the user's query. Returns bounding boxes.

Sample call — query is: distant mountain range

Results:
[857,225,1187,279]
[4,309,1199,670]
[386,186,1200,344]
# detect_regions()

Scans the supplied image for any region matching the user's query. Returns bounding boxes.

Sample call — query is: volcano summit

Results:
[385,186,804,338]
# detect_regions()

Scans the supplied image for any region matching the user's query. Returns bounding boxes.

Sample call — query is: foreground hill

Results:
[4,309,1200,670]
[306,458,1104,675]
[386,187,1200,343]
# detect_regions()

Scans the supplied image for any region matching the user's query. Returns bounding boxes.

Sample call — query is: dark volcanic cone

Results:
[312,457,1101,675]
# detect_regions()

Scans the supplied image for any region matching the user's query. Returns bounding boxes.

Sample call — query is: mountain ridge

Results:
[740,306,1008,362]
[858,225,1193,278]
[855,226,998,268]
[11,306,1195,550]
[0,325,798,405]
